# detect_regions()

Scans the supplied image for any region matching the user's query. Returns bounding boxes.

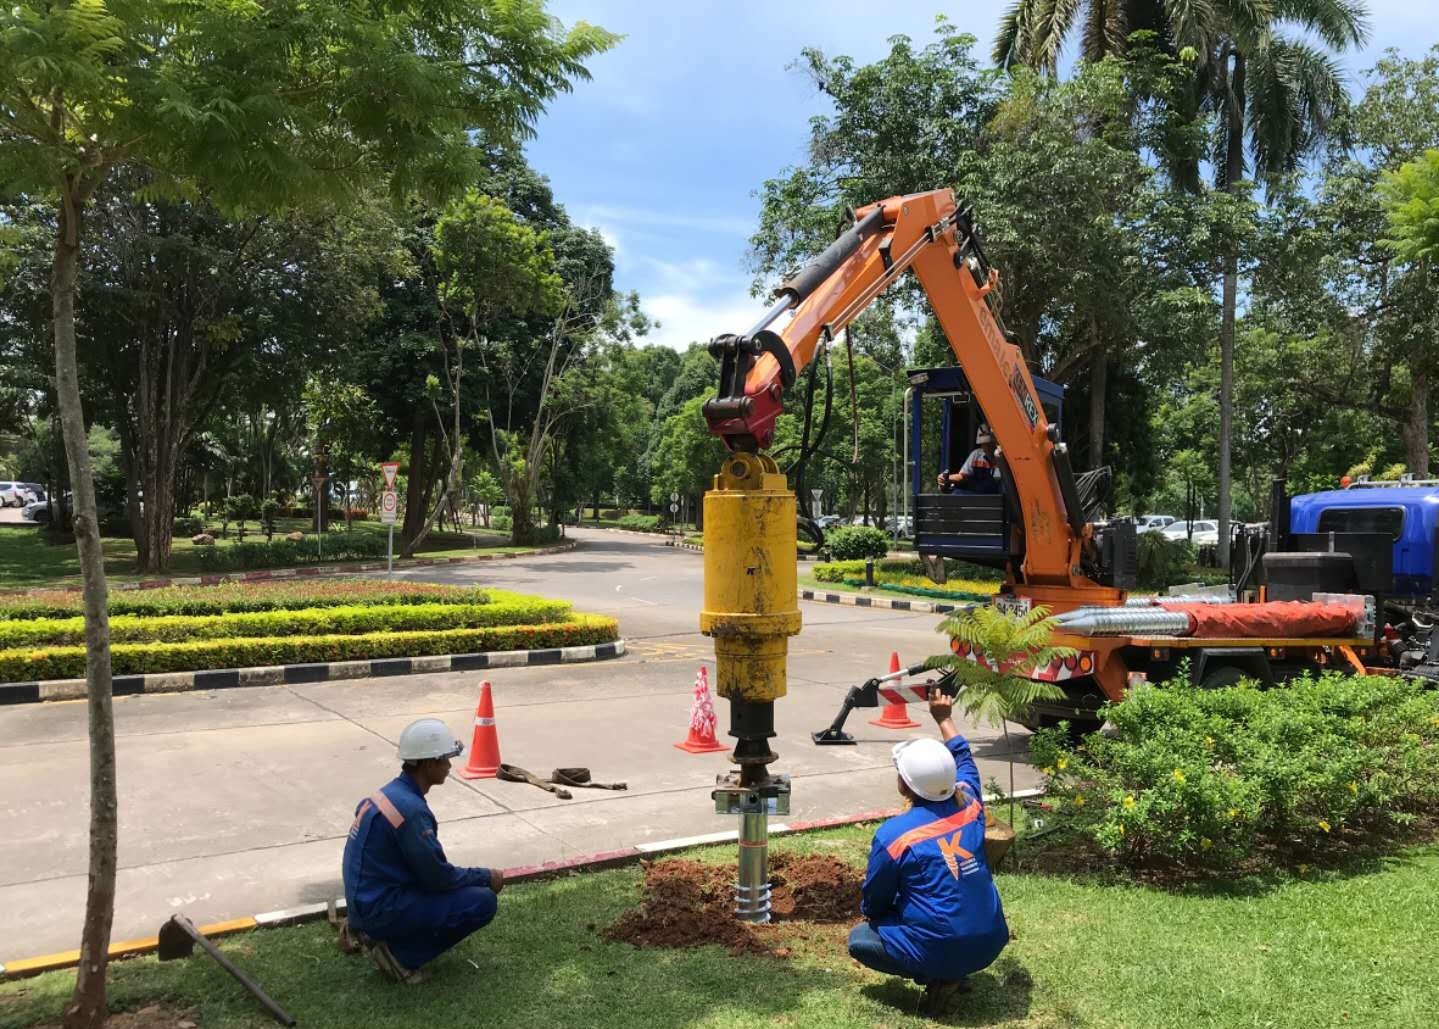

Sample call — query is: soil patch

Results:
[34,1003,199,1029]
[605,853,863,956]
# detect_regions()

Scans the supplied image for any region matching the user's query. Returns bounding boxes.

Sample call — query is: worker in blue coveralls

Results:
[937,424,1000,495]
[341,718,502,983]
[848,689,1010,1014]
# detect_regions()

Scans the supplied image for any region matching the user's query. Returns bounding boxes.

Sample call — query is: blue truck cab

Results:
[1288,485,1439,598]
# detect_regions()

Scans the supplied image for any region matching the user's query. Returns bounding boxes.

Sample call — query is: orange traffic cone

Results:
[871,651,921,729]
[458,681,502,779]
[675,666,728,753]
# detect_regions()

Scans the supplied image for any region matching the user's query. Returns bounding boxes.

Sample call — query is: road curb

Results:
[0,639,627,706]
[0,788,1045,979]
[0,541,580,597]
[798,588,979,615]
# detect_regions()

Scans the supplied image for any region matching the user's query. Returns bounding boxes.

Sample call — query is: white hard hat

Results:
[891,738,957,802]
[975,423,994,445]
[397,718,464,761]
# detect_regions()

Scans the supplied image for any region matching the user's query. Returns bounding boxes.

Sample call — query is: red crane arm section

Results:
[703,188,1088,588]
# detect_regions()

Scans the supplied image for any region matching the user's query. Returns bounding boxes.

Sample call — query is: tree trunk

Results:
[1089,348,1107,470]
[1216,51,1246,573]
[1218,260,1236,569]
[54,178,118,1029]
[1402,369,1430,476]
[401,408,428,555]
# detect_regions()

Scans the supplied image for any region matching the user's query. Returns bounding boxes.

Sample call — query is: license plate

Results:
[994,595,1032,617]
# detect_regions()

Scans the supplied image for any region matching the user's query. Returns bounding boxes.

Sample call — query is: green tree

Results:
[650,396,728,530]
[0,3,613,1023]
[1382,150,1439,262]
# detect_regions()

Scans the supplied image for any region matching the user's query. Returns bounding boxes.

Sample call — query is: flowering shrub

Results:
[1030,674,1439,868]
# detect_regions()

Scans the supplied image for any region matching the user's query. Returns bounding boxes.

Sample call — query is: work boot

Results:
[367,941,429,985]
[918,979,967,1015]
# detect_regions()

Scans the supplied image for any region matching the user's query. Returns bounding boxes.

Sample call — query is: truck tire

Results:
[1199,664,1247,689]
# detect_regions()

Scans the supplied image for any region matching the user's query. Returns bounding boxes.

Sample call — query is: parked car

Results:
[1162,520,1219,547]
[814,515,845,530]
[884,515,914,537]
[1137,514,1177,533]
[0,481,31,507]
[21,498,50,523]
[21,483,46,502]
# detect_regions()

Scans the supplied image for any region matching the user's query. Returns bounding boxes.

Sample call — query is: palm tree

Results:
[995,0,1367,565]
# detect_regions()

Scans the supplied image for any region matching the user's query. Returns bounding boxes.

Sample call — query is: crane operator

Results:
[936,424,999,494]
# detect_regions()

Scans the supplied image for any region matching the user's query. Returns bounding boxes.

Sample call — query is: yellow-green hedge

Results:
[0,598,571,648]
[0,615,620,681]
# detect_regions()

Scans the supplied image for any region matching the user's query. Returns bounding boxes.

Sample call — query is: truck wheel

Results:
[1199,664,1246,689]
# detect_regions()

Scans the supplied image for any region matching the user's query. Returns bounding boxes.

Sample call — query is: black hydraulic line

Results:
[775,206,887,306]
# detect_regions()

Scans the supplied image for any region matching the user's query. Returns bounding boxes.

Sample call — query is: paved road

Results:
[0,528,1037,959]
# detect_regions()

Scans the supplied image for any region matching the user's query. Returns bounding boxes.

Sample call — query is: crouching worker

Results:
[848,690,1009,1013]
[341,718,503,983]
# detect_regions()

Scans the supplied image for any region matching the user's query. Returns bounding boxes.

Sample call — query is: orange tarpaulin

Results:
[1158,601,1358,639]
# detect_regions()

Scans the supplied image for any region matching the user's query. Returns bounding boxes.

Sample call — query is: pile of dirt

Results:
[35,1004,198,1029]
[769,853,864,922]
[605,854,863,956]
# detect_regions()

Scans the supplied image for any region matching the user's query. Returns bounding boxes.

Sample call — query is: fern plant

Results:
[926,604,1075,827]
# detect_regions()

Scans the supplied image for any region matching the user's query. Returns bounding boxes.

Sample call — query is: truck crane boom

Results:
[704,188,1115,596]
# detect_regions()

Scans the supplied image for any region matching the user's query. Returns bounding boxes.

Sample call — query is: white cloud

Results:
[571,203,755,237]
[642,290,768,351]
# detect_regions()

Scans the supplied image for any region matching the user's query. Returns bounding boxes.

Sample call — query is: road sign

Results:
[669,503,679,513]
[670,491,679,503]
[381,490,399,525]
[381,461,399,489]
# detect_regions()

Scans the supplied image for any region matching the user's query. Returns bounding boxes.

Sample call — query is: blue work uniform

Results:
[851,735,1009,983]
[944,448,1000,494]
[341,773,497,970]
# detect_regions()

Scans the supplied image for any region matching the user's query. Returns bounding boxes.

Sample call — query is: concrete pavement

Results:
[0,528,1038,960]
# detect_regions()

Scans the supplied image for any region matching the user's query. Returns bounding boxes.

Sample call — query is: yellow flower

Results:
[1117,823,1125,836]
[1204,736,1215,749]
[1348,782,1358,795]
[1318,819,1331,833]
[1431,717,1439,726]
[1200,837,1213,850]
[1227,807,1240,820]
[1298,863,1309,875]
[1074,794,1086,807]
[1042,766,1055,777]
[1123,795,1136,810]
[1172,768,1186,784]
[1057,757,1069,771]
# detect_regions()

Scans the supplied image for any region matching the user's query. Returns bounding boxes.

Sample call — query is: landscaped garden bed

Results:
[0,580,618,682]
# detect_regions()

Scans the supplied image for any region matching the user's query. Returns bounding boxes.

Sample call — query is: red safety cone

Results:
[675,666,728,753]
[458,681,502,779]
[871,651,920,729]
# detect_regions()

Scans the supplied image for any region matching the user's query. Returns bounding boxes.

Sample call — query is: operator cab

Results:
[907,365,1064,570]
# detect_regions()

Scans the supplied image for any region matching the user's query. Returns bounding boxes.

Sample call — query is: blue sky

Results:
[526,2,1437,350]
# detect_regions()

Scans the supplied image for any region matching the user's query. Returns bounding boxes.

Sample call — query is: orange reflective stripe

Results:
[348,799,373,837]
[886,798,982,861]
[369,790,405,829]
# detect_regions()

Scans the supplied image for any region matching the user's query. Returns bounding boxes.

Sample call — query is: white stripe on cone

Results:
[475,717,496,727]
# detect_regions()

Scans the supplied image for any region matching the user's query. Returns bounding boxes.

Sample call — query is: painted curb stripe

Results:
[0,783,1038,980]
[798,588,978,616]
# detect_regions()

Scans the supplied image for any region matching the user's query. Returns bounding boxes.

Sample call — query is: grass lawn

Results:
[2,824,1434,1029]
[0,519,531,588]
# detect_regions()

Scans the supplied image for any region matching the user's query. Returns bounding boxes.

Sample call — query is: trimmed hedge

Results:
[0,615,620,680]
[195,534,388,571]
[0,581,490,621]
[823,525,889,560]
[618,514,663,532]
[0,597,572,648]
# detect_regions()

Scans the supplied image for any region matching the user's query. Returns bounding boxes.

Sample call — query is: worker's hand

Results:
[488,868,504,893]
[935,472,948,487]
[928,686,954,724]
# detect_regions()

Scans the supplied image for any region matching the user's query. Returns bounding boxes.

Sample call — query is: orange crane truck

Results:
[696,188,1374,921]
